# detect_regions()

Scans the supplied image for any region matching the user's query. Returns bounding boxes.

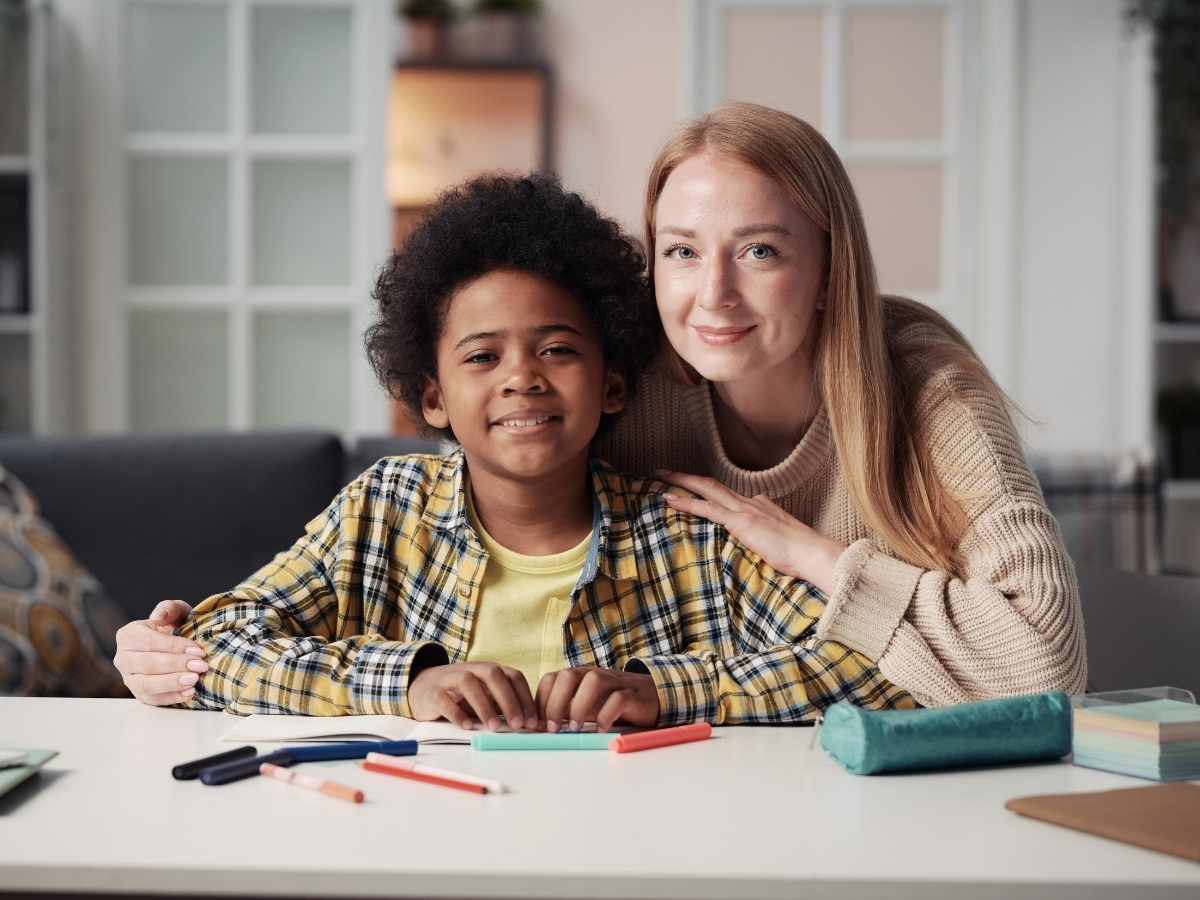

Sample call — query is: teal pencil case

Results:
[819,692,1072,775]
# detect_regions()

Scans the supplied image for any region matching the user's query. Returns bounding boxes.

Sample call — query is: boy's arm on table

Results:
[178,485,447,717]
[626,538,915,726]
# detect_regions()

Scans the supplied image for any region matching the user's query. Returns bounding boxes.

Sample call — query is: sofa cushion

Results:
[0,431,345,621]
[0,465,127,696]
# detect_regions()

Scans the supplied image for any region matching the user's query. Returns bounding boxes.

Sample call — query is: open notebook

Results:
[220,714,474,745]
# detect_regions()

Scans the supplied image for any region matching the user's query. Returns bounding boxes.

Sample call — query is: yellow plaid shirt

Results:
[180,451,913,724]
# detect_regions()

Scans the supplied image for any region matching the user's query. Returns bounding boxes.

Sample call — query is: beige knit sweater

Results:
[597,359,1088,708]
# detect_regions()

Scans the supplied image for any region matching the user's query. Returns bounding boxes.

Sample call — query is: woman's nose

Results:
[696,256,738,310]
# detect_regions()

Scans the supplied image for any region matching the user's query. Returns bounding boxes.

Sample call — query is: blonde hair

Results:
[644,102,1011,575]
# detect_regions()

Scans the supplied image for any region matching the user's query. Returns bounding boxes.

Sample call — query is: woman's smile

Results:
[692,324,757,346]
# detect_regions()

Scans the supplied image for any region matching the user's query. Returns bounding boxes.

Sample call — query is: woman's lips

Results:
[692,325,755,346]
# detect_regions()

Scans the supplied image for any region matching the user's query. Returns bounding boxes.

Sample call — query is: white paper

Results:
[220,714,474,745]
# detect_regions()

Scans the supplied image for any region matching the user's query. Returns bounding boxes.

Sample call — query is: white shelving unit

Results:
[109,0,389,438]
[0,0,72,436]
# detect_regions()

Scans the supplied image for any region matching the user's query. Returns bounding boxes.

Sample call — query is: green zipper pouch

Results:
[819,692,1073,775]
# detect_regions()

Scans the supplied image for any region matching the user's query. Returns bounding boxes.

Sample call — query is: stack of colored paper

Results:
[1072,699,1200,782]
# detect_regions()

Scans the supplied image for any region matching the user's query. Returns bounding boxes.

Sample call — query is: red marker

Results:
[610,722,713,753]
[362,760,488,794]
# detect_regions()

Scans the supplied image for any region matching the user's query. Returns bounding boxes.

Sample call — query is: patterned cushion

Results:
[0,465,128,696]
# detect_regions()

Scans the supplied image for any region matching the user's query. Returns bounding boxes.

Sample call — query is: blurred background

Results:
[0,0,1196,576]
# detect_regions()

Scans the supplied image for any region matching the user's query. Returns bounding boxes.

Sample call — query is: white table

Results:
[2,698,1198,899]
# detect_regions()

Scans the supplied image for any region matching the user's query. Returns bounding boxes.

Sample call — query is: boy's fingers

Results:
[113,650,206,677]
[435,690,476,730]
[456,673,502,731]
[595,691,630,732]
[142,687,195,707]
[115,620,203,656]
[542,669,583,731]
[479,667,526,731]
[567,670,613,728]
[503,669,539,730]
[534,672,556,722]
[127,671,202,699]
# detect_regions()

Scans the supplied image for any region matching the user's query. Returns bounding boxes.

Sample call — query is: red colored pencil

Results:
[361,761,487,794]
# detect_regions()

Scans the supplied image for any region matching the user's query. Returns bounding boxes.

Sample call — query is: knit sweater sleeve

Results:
[814,370,1088,707]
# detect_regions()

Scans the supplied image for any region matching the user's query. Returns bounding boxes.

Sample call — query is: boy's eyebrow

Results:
[452,323,584,351]
[657,224,792,239]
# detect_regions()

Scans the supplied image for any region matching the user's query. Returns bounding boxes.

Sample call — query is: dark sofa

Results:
[0,431,439,621]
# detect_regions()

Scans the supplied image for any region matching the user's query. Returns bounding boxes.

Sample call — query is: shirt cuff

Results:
[625,654,719,726]
[350,640,448,717]
[815,538,921,662]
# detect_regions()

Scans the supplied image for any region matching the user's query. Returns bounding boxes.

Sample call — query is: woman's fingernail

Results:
[186,659,208,673]
[185,646,205,657]
[179,673,199,687]
[180,688,195,699]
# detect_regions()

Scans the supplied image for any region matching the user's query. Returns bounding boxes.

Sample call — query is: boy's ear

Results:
[602,370,627,416]
[420,377,450,430]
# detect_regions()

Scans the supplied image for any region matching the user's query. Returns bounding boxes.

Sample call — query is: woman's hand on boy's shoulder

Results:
[408,661,540,732]
[535,667,659,732]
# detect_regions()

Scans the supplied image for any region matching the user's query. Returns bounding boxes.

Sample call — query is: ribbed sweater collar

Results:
[682,381,833,499]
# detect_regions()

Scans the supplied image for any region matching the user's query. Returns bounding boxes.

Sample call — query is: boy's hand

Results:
[536,667,659,732]
[408,662,540,732]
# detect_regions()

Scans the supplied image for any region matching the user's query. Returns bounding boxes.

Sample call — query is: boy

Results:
[179,175,911,731]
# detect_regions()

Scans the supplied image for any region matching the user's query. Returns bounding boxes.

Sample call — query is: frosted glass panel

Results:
[124,2,228,133]
[251,5,351,135]
[0,335,31,433]
[252,159,351,285]
[722,8,823,128]
[848,163,942,291]
[845,8,944,141]
[129,308,228,432]
[252,311,349,432]
[128,156,229,286]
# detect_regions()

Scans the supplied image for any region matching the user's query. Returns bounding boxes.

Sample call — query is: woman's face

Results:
[653,152,827,385]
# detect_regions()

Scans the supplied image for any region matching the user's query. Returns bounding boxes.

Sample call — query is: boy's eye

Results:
[465,351,496,365]
[541,344,576,357]
[744,243,777,261]
[664,243,697,261]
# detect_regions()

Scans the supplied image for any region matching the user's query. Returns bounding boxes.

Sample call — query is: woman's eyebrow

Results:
[732,223,792,238]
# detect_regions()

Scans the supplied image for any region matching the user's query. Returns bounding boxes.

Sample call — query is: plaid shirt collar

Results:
[418,448,644,586]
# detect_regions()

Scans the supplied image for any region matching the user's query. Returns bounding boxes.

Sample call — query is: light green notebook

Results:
[0,749,58,800]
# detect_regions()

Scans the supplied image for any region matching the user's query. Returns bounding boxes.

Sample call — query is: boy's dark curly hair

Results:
[365,174,657,438]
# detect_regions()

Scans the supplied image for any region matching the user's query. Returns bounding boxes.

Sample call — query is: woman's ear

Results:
[420,377,450,430]
[602,370,627,416]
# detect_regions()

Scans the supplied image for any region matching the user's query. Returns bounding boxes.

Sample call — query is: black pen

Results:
[171,745,257,781]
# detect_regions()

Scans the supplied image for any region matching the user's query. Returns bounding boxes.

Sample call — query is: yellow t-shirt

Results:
[464,494,590,692]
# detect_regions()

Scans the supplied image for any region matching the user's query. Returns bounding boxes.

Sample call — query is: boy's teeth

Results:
[500,416,552,427]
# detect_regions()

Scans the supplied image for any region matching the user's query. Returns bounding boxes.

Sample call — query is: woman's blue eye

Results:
[665,244,696,260]
[747,243,777,261]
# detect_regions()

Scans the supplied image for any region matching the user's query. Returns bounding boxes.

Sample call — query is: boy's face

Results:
[422,269,626,483]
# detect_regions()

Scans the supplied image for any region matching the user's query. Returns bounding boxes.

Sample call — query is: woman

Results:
[114,103,1085,709]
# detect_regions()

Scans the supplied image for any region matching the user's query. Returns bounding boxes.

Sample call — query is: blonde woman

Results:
[115,102,1085,709]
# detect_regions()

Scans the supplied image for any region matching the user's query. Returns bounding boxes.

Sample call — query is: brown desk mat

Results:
[1006,782,1200,862]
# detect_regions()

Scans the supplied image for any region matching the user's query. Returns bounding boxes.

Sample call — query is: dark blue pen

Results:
[284,740,419,762]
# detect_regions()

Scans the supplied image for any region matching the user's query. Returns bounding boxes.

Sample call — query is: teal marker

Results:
[471,732,617,751]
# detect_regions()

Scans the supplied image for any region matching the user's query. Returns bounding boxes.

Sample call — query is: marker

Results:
[260,762,364,803]
[365,752,506,794]
[282,740,418,763]
[362,759,488,794]
[471,732,617,751]
[172,745,258,780]
[200,750,292,785]
[610,723,713,753]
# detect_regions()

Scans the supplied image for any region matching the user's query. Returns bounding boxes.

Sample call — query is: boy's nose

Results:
[500,359,547,394]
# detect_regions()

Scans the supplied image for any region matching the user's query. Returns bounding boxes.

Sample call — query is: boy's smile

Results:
[421,269,626,487]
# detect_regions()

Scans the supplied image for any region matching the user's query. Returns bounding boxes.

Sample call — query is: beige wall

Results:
[542,0,687,237]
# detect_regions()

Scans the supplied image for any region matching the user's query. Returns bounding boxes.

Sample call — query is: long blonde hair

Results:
[645,102,1009,575]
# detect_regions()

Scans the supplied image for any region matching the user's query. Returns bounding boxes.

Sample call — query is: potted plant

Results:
[473,0,542,61]
[397,0,455,61]
[1156,384,1200,478]
[1127,1,1200,320]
